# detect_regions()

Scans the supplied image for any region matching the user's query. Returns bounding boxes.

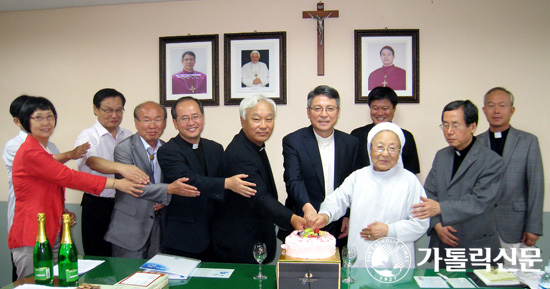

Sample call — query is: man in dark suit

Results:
[105,101,198,259]
[212,95,306,264]
[158,97,257,261]
[412,100,504,269]
[278,85,363,248]
[478,87,544,268]
[350,86,420,174]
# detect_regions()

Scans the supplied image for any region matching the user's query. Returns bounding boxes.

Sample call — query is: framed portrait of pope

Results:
[224,31,287,105]
[354,29,419,103]
[160,34,219,106]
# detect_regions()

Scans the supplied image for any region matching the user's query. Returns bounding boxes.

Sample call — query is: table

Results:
[1,256,528,289]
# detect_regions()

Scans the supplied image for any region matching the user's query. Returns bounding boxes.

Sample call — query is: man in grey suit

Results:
[478,87,544,268]
[412,100,504,269]
[105,101,199,259]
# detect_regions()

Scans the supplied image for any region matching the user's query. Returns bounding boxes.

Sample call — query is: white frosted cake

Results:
[283,228,336,259]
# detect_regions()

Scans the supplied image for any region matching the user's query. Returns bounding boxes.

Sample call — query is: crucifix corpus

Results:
[303,2,339,76]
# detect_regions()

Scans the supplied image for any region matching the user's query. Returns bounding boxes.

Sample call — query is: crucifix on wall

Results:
[303,2,339,76]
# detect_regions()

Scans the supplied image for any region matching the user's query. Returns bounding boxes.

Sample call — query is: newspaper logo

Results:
[365,237,412,283]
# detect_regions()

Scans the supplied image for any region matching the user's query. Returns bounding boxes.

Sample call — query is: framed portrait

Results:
[159,34,219,106]
[354,29,419,103]
[224,31,287,105]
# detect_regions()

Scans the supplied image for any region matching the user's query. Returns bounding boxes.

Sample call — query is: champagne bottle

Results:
[33,212,53,285]
[58,213,79,286]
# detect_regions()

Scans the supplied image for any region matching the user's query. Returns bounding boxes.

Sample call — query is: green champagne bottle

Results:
[33,212,53,285]
[58,213,79,286]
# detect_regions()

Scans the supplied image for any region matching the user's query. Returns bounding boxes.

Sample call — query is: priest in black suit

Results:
[212,95,306,264]
[158,96,256,261]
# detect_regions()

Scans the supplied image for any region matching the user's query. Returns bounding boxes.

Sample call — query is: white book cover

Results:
[139,254,201,280]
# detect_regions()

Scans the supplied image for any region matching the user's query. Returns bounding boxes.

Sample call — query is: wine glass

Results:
[253,242,268,280]
[342,246,357,283]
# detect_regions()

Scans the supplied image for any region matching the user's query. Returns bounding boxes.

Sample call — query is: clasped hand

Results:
[360,222,388,241]
[434,223,458,247]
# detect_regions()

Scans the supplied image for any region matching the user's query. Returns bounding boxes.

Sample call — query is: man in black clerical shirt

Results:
[157,97,256,261]
[350,86,420,173]
[212,95,306,264]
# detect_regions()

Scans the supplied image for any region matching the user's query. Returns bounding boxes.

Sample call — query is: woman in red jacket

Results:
[9,96,144,279]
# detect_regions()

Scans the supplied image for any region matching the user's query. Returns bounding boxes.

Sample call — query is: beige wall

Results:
[0,0,548,209]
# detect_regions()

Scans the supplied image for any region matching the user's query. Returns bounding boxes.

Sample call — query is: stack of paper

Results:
[473,269,520,286]
[116,272,168,289]
[75,272,168,289]
[140,254,201,280]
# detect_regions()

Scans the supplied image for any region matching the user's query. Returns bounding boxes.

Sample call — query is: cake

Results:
[282,228,336,259]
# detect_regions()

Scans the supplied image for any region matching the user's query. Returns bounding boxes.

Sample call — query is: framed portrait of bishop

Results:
[355,29,419,103]
[160,34,219,106]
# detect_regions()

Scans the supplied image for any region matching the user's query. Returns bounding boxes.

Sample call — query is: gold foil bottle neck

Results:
[36,212,48,243]
[62,213,71,224]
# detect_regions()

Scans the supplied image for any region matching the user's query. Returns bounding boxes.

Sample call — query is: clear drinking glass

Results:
[342,246,357,283]
[253,242,268,280]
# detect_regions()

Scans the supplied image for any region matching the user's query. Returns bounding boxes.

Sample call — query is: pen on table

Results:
[437,272,452,285]
[437,272,449,281]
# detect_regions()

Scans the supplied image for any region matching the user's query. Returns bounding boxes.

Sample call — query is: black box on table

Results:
[277,250,340,289]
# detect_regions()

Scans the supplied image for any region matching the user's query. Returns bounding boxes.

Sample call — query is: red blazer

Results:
[9,135,106,249]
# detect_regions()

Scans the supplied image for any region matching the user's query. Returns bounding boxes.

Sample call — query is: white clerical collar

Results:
[313,129,334,147]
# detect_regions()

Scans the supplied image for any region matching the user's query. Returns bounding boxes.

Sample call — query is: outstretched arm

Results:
[54,142,90,164]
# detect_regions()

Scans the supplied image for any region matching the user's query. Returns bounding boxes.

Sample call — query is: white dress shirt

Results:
[314,130,335,197]
[75,120,132,198]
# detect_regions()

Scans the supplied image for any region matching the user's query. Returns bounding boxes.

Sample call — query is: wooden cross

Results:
[303,2,339,76]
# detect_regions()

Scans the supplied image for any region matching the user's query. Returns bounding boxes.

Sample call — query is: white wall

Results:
[0,0,548,206]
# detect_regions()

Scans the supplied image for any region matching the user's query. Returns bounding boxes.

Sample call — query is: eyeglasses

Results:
[99,107,124,115]
[308,106,339,114]
[137,118,165,125]
[178,114,203,124]
[30,114,55,122]
[439,123,465,131]
[373,145,400,155]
